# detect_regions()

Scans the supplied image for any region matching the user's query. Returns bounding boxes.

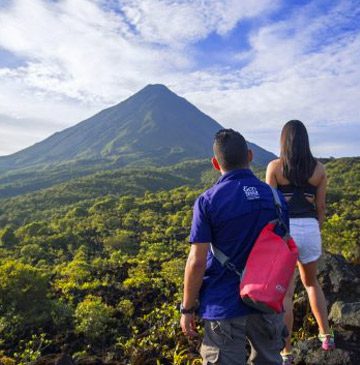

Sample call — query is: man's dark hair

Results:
[213,129,249,170]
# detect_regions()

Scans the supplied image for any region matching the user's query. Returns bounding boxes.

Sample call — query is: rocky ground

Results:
[291,253,360,365]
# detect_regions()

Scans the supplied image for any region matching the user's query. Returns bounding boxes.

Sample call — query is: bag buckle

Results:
[225,262,242,277]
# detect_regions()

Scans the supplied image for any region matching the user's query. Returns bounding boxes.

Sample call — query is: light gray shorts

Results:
[200,313,287,365]
[290,218,322,264]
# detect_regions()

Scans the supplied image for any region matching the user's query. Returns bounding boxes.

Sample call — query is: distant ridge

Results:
[0,84,276,171]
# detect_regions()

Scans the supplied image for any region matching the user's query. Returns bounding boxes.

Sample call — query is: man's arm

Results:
[183,243,209,308]
[180,243,209,337]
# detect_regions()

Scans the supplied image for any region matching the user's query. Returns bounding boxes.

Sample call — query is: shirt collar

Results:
[216,168,255,184]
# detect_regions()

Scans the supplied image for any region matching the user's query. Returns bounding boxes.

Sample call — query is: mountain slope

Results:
[0,84,276,172]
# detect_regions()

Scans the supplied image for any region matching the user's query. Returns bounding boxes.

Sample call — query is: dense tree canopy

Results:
[0,157,358,363]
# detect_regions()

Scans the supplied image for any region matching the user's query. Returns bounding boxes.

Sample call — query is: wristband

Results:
[180,303,196,314]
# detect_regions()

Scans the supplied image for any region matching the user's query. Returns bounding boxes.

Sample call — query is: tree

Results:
[0,260,51,343]
[74,295,114,344]
[0,226,18,248]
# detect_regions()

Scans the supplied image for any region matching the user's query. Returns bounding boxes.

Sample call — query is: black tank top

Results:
[278,183,317,219]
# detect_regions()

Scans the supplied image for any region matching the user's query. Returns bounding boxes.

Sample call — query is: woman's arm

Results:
[266,160,279,188]
[315,165,327,228]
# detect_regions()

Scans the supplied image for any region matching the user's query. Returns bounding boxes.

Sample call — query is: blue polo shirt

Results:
[189,169,289,320]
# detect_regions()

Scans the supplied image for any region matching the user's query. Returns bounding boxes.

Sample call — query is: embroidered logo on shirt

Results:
[243,186,260,200]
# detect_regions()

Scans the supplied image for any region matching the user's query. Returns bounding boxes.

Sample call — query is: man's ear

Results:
[247,149,253,163]
[211,157,221,171]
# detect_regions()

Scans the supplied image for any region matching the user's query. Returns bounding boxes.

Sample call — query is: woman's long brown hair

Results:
[280,120,317,186]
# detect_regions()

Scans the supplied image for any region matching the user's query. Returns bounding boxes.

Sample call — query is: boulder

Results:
[292,252,360,364]
[329,301,360,328]
[295,338,352,364]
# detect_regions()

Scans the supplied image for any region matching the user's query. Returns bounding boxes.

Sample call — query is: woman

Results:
[266,120,335,365]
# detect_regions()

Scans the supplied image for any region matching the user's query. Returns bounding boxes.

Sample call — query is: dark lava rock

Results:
[33,354,63,365]
[329,301,360,328]
[295,337,351,364]
[292,252,360,364]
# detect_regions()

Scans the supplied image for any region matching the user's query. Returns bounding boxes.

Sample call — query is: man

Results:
[180,129,289,365]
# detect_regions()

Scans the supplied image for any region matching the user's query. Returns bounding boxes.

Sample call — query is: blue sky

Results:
[0,0,359,157]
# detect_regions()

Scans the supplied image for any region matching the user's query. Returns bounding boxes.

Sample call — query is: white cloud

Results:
[0,0,277,130]
[0,0,201,112]
[179,0,360,156]
[0,114,68,156]
[0,0,277,109]
[120,0,277,45]
[0,0,359,157]
[0,70,97,124]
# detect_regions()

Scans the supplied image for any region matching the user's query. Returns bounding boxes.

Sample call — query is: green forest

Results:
[0,157,359,364]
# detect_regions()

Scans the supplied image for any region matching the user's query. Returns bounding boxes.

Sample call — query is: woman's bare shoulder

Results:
[315,160,326,176]
[309,160,326,185]
[267,158,281,170]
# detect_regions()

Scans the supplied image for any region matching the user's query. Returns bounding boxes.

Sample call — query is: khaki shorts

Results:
[200,313,287,365]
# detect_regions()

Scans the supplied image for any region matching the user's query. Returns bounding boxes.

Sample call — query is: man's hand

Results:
[180,313,198,337]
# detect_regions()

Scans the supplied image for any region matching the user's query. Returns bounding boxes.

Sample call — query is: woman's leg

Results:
[298,260,330,334]
[282,273,296,354]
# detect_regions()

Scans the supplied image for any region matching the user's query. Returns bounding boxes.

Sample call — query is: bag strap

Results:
[269,186,289,235]
[210,186,288,274]
[210,243,242,276]
[270,186,282,210]
[210,244,229,266]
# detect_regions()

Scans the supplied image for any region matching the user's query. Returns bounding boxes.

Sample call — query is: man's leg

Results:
[200,317,247,365]
[246,313,287,365]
